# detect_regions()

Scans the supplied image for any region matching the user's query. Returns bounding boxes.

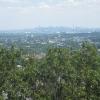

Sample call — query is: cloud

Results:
[38,3,50,8]
[0,0,100,30]
[0,0,100,8]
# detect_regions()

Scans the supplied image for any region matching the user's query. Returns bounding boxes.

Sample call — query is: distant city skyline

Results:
[0,0,100,30]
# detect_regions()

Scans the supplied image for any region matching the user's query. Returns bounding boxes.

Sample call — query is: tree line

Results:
[0,42,100,100]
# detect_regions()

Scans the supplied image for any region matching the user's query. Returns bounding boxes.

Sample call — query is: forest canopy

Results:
[0,42,100,100]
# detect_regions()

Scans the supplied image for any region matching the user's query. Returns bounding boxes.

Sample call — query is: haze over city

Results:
[0,0,100,30]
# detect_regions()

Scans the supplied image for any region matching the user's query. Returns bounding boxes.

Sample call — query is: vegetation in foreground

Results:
[0,42,100,100]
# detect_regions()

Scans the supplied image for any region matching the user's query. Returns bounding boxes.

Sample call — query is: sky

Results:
[0,0,100,30]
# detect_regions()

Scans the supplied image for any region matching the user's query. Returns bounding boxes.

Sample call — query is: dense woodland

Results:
[0,42,100,100]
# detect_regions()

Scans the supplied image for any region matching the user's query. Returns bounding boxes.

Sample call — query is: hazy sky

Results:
[0,0,100,30]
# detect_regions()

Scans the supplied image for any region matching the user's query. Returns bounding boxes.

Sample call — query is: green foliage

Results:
[0,42,100,100]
